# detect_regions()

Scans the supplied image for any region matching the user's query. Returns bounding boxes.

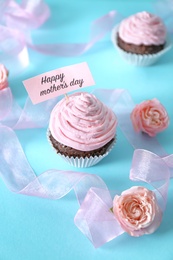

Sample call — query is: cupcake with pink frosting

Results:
[131,98,169,137]
[48,92,117,167]
[111,11,172,66]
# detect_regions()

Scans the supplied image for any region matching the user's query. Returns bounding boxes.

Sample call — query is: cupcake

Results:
[131,98,169,137]
[48,92,117,167]
[113,186,162,237]
[111,11,172,66]
[0,64,9,90]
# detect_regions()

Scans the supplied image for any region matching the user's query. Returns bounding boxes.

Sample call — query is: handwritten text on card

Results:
[23,62,95,104]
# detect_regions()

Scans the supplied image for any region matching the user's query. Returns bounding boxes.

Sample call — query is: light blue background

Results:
[0,0,173,259]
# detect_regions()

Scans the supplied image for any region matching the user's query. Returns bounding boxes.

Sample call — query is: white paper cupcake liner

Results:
[57,139,115,168]
[111,25,172,66]
[47,129,116,168]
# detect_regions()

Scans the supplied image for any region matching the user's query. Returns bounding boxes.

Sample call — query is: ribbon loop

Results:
[1,5,121,65]
[74,187,124,248]
[0,125,108,199]
[0,88,172,247]
[130,149,170,211]
[0,125,171,247]
[0,126,36,192]
[2,0,50,30]
[0,88,62,129]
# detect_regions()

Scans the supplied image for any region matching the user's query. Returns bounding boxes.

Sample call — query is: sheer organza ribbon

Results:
[92,88,173,177]
[0,0,50,71]
[29,10,121,57]
[0,87,61,129]
[1,87,173,173]
[0,0,121,71]
[74,148,170,247]
[0,125,170,247]
[154,0,173,33]
[0,88,172,247]
[1,0,173,71]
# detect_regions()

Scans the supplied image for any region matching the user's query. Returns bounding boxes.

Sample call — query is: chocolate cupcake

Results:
[111,11,172,66]
[48,92,117,167]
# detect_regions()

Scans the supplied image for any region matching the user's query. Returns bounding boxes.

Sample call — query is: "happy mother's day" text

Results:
[40,74,84,96]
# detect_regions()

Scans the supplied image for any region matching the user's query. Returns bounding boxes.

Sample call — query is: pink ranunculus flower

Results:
[113,186,162,237]
[131,98,169,137]
[0,64,9,90]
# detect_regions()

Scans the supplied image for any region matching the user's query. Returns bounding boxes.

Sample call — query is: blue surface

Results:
[1,0,173,259]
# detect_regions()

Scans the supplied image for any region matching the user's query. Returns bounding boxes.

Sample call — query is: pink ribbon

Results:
[0,0,50,72]
[0,126,106,197]
[92,89,171,159]
[1,0,172,72]
[91,88,173,179]
[154,0,173,33]
[0,125,108,199]
[0,1,122,70]
[0,87,172,247]
[74,149,170,247]
[0,87,61,128]
[1,87,173,171]
[28,10,121,57]
[0,88,123,130]
[130,149,170,211]
[0,0,50,30]
[0,125,170,247]
[1,88,172,163]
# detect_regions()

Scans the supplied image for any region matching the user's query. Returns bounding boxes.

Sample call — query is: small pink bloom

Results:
[0,64,9,90]
[113,186,162,237]
[131,99,169,137]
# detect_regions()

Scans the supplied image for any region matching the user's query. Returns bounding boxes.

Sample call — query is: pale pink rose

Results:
[0,64,9,90]
[113,186,162,237]
[131,98,169,137]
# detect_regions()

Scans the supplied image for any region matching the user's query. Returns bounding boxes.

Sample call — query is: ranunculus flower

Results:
[0,64,9,90]
[131,98,169,137]
[113,186,162,237]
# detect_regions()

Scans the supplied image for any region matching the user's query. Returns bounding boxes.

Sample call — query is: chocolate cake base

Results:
[48,132,115,159]
[117,33,165,55]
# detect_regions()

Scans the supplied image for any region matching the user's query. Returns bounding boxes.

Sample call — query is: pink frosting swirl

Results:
[113,186,162,237]
[49,92,117,151]
[131,98,169,137]
[0,64,8,90]
[119,11,166,45]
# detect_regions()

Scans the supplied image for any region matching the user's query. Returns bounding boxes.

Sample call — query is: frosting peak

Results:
[119,11,166,46]
[49,92,117,151]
